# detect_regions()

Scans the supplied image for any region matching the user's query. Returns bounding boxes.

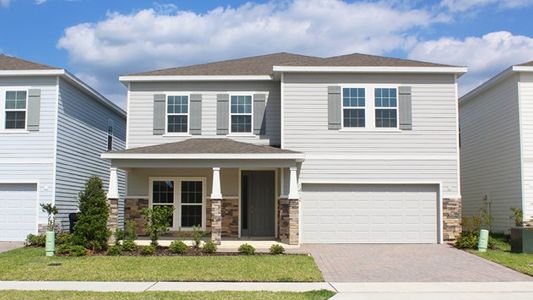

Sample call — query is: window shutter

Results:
[253,93,266,135]
[189,94,202,135]
[216,94,229,135]
[399,86,412,130]
[153,94,166,135]
[27,89,41,131]
[328,86,341,130]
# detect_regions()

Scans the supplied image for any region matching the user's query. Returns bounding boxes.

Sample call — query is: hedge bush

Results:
[202,240,217,254]
[269,244,285,255]
[169,240,188,254]
[238,243,255,255]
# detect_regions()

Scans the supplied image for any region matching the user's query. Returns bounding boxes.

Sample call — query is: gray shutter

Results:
[216,94,229,135]
[399,86,412,130]
[189,94,202,135]
[253,93,266,135]
[27,89,41,131]
[328,86,341,130]
[153,94,166,135]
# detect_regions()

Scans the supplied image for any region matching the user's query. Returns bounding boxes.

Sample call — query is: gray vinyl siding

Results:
[127,81,280,148]
[282,73,459,198]
[0,76,57,227]
[519,72,533,223]
[55,78,127,229]
[460,74,522,232]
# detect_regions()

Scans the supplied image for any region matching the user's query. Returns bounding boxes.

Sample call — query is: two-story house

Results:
[0,55,126,241]
[102,52,466,245]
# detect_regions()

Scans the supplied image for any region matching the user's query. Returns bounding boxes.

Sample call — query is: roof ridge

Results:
[324,52,461,67]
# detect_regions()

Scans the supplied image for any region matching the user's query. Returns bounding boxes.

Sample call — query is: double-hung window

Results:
[342,88,365,128]
[167,95,188,133]
[4,91,27,130]
[230,95,252,133]
[180,181,203,228]
[151,180,175,228]
[374,88,398,128]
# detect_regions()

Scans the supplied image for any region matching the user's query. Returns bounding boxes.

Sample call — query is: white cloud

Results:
[440,0,533,12]
[57,0,440,108]
[0,0,10,8]
[408,31,533,95]
[35,0,47,5]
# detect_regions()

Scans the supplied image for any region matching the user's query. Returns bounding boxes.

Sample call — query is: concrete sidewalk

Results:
[2,280,533,299]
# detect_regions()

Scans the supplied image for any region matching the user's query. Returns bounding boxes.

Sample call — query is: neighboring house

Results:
[460,61,533,232]
[0,55,126,241]
[103,52,466,245]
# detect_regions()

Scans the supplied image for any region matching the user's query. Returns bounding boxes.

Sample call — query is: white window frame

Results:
[340,85,400,131]
[341,87,367,128]
[149,177,206,231]
[0,88,29,132]
[165,94,190,136]
[229,93,254,135]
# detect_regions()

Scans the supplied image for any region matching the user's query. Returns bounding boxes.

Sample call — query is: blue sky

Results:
[1,0,532,108]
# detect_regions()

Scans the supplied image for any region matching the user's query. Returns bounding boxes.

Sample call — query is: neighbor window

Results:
[107,119,114,151]
[180,181,203,228]
[152,180,175,228]
[374,88,398,128]
[230,95,252,133]
[342,88,365,128]
[167,95,188,133]
[5,91,27,130]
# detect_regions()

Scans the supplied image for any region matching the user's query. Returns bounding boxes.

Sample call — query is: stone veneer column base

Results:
[107,198,119,244]
[443,197,462,242]
[211,198,222,244]
[279,197,299,245]
[125,198,149,236]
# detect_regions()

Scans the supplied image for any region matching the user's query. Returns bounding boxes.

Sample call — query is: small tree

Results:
[141,206,173,246]
[72,176,110,251]
[40,203,58,231]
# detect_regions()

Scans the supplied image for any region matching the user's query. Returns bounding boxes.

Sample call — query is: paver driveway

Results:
[301,244,532,282]
[0,242,24,253]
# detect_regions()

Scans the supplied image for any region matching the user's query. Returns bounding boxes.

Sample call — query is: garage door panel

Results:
[0,183,38,241]
[301,184,438,244]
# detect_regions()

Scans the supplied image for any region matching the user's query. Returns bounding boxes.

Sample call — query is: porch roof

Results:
[101,138,304,161]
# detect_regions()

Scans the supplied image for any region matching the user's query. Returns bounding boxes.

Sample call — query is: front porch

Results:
[102,139,304,245]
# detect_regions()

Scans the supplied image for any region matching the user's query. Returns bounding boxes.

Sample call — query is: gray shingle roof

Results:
[517,60,533,67]
[111,138,299,154]
[128,52,459,76]
[0,54,61,70]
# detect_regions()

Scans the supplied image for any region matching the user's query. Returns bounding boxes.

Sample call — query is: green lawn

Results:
[0,290,335,300]
[0,247,323,282]
[469,235,533,276]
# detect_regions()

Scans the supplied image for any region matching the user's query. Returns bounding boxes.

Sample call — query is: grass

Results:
[468,234,533,276]
[0,247,323,282]
[0,290,335,300]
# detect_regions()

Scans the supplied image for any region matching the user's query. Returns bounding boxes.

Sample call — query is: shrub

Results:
[140,245,156,256]
[25,233,45,247]
[107,244,122,256]
[124,220,137,241]
[114,228,125,244]
[269,244,285,255]
[510,207,523,227]
[193,225,203,248]
[238,243,255,255]
[57,244,87,257]
[455,231,495,250]
[56,232,72,246]
[72,177,110,251]
[141,207,173,247]
[202,240,217,254]
[122,240,137,252]
[169,240,188,254]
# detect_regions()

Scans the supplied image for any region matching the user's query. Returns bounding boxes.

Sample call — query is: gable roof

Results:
[125,52,463,78]
[517,60,533,67]
[0,54,61,70]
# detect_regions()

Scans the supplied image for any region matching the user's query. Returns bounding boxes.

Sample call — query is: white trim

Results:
[0,87,29,131]
[517,81,527,217]
[126,195,149,199]
[101,152,305,160]
[438,183,444,244]
[513,66,533,72]
[51,76,60,207]
[229,93,253,134]
[0,70,64,76]
[165,93,190,135]
[280,72,285,149]
[454,78,461,197]
[119,75,273,82]
[125,82,131,149]
[301,179,444,185]
[305,154,456,160]
[273,65,467,74]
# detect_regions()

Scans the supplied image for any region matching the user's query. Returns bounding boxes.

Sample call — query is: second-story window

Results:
[167,95,189,133]
[230,95,252,133]
[107,119,114,151]
[5,91,27,130]
[374,88,398,128]
[342,88,365,128]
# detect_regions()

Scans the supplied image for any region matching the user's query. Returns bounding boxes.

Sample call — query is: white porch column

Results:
[107,167,119,244]
[210,167,222,244]
[288,166,299,199]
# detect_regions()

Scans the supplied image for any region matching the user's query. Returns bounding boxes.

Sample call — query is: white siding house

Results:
[0,55,126,241]
[460,61,533,232]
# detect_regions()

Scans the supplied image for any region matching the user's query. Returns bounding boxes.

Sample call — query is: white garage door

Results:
[301,184,439,243]
[0,183,38,241]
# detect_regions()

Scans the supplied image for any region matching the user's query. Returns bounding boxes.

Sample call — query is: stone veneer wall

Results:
[107,198,119,243]
[278,197,299,245]
[443,197,462,242]
[125,198,149,235]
